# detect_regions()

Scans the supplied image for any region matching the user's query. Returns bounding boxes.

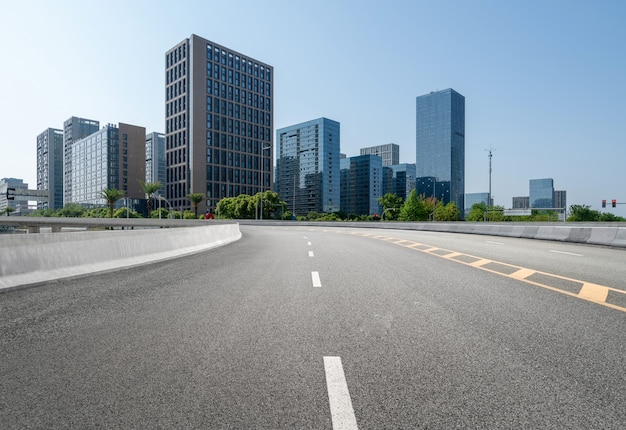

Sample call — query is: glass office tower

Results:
[165,34,273,213]
[276,118,340,216]
[416,88,465,215]
[340,154,383,216]
[529,178,554,209]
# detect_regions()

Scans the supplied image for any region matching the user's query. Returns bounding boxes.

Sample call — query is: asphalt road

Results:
[1,225,625,429]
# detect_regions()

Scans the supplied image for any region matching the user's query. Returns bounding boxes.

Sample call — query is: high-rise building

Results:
[553,190,567,210]
[529,178,554,209]
[340,154,383,216]
[36,128,64,210]
[146,132,166,195]
[276,118,340,216]
[416,88,465,215]
[165,34,273,213]
[63,117,99,205]
[360,143,399,167]
[66,123,146,206]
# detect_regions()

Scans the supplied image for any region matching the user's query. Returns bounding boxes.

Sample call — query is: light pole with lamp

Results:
[260,144,271,220]
[152,193,173,219]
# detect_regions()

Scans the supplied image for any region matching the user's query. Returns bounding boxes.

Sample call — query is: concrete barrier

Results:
[0,224,241,292]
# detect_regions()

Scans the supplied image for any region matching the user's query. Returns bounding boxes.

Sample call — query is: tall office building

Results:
[63,116,99,205]
[553,190,567,210]
[529,178,554,209]
[66,123,146,206]
[36,128,64,210]
[416,88,465,215]
[360,143,399,167]
[146,132,166,195]
[340,154,383,216]
[165,34,273,213]
[276,118,340,216]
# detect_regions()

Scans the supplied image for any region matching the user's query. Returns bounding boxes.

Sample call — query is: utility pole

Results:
[485,147,496,208]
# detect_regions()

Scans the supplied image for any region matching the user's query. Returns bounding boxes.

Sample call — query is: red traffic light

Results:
[612,199,617,208]
[602,199,606,208]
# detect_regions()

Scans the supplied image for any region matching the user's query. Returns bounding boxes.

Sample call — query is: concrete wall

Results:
[0,224,241,292]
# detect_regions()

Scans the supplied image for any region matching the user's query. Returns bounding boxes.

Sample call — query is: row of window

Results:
[166,61,187,85]
[207,79,271,101]
[206,114,271,141]
[166,96,186,118]
[166,43,187,68]
[166,131,187,151]
[166,79,187,101]
[207,132,271,154]
[167,148,187,168]
[166,114,187,134]
[206,44,270,81]
[207,63,269,92]
[206,149,261,169]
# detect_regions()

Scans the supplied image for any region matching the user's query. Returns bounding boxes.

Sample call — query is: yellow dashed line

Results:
[345,230,626,313]
[468,259,492,268]
[509,268,536,281]
[579,283,609,303]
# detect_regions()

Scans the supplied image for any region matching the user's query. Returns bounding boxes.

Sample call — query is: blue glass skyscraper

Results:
[529,178,554,209]
[416,89,465,215]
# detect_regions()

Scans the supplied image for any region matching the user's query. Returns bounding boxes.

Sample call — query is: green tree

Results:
[398,190,435,221]
[139,181,162,218]
[57,203,86,218]
[101,188,125,218]
[434,201,461,221]
[187,193,205,217]
[3,206,15,216]
[466,202,487,222]
[378,193,404,220]
[598,212,626,222]
[567,205,600,222]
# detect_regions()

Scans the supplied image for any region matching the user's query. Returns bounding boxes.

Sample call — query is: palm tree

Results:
[139,181,162,218]
[101,188,125,218]
[187,193,205,218]
[3,206,15,217]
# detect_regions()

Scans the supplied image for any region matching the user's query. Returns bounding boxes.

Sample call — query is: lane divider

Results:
[324,356,359,430]
[342,231,626,313]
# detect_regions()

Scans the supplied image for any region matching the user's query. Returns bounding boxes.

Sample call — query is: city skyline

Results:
[1,1,625,216]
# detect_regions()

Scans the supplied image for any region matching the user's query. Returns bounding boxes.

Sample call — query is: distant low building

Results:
[465,192,490,216]
[512,196,529,209]
[360,143,399,167]
[0,178,29,215]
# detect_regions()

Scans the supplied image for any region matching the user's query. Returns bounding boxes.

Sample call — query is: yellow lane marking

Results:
[344,230,626,313]
[579,283,609,303]
[509,268,535,281]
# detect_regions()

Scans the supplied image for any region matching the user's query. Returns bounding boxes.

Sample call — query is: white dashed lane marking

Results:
[324,356,359,430]
[312,271,322,288]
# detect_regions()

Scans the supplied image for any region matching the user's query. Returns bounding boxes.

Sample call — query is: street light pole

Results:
[260,144,271,220]
[485,147,496,208]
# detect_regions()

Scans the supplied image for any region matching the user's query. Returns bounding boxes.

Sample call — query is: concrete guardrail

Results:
[0,223,241,292]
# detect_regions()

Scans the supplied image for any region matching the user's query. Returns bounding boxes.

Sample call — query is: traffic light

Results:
[602,200,606,208]
[612,199,617,208]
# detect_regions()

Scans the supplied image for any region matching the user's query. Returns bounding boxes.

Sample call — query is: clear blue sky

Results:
[1,0,625,215]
